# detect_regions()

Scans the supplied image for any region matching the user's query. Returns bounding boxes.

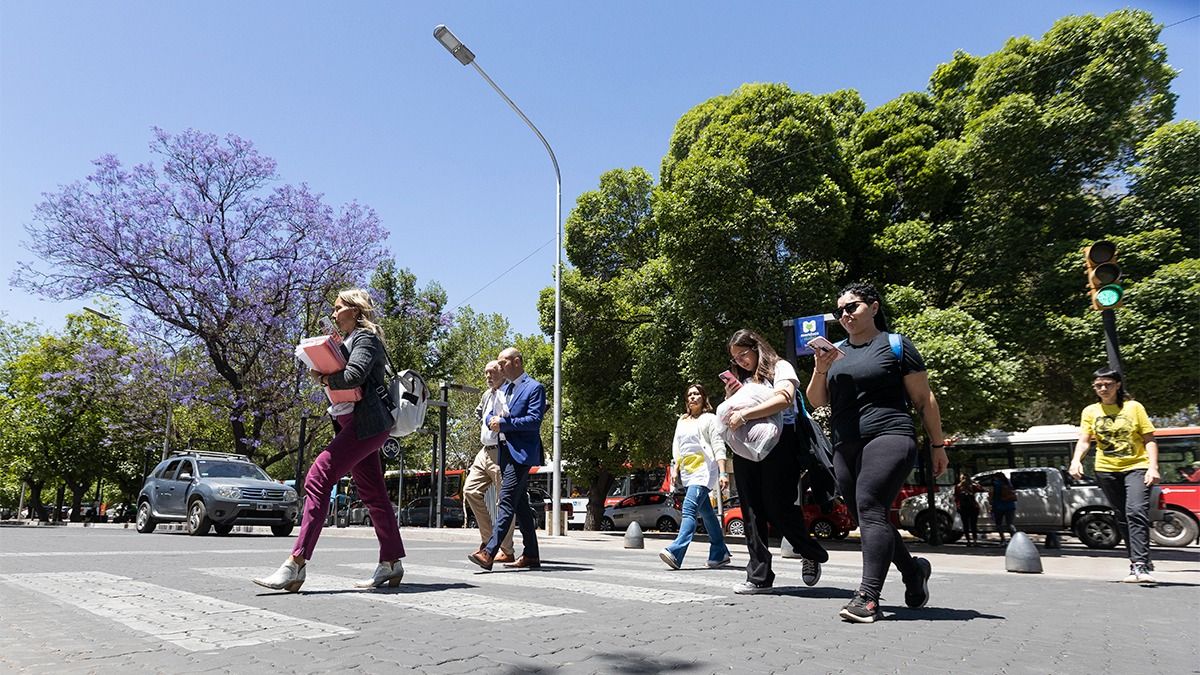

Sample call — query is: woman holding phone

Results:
[723,329,828,594]
[806,282,946,623]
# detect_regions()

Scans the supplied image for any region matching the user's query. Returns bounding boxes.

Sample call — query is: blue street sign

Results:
[794,314,826,356]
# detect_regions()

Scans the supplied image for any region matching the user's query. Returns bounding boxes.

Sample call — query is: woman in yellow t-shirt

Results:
[1069,368,1160,584]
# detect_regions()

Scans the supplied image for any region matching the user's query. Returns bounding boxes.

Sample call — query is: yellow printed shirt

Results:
[1081,400,1155,473]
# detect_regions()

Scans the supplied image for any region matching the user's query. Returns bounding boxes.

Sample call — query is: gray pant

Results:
[1096,469,1150,564]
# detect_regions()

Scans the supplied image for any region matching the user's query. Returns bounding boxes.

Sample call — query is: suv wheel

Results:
[135,501,157,534]
[271,522,295,537]
[1075,512,1120,549]
[599,516,615,531]
[811,518,835,540]
[187,500,212,536]
[213,523,235,536]
[914,511,953,543]
[656,516,678,533]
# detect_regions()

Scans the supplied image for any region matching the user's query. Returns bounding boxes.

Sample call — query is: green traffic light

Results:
[1095,284,1123,308]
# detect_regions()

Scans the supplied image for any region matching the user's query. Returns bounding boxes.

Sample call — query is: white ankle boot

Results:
[253,559,306,592]
[355,560,404,588]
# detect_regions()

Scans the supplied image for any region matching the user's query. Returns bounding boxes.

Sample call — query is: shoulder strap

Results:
[888,332,903,362]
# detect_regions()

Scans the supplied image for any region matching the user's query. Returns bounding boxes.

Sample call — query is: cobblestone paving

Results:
[1,526,1196,674]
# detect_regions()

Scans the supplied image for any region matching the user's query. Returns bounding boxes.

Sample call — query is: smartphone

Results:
[806,336,845,360]
[718,370,742,390]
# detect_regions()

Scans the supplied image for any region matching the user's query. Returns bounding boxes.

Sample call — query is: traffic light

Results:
[1084,240,1123,310]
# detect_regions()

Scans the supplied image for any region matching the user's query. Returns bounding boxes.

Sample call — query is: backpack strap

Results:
[887,332,903,362]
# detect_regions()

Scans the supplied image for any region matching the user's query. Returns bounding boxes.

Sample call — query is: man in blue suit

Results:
[468,347,545,571]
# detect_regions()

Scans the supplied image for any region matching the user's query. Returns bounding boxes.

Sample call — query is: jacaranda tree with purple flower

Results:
[16,128,388,459]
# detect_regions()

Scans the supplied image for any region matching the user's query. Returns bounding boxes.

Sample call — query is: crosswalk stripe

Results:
[0,547,377,559]
[196,567,579,622]
[350,562,720,605]
[0,571,353,651]
[598,566,863,588]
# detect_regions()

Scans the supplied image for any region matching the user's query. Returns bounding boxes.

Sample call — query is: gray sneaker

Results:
[801,559,822,587]
[659,549,681,570]
[733,581,773,594]
[706,554,732,569]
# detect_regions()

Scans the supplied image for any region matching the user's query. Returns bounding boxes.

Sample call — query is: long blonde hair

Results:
[336,288,386,344]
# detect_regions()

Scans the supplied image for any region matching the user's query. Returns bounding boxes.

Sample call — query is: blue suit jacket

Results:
[498,375,546,466]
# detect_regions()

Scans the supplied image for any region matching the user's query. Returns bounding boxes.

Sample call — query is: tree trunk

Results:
[53,484,66,523]
[27,479,46,521]
[586,470,614,530]
[68,482,87,522]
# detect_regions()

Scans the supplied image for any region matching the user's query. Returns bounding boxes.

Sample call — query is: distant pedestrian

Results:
[721,329,828,595]
[463,360,516,563]
[254,289,405,593]
[990,474,1017,543]
[806,282,947,623]
[660,383,733,570]
[1069,367,1159,584]
[468,347,545,571]
[955,473,984,546]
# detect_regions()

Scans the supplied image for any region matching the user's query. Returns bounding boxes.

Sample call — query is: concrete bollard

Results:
[624,521,644,549]
[780,537,803,559]
[1005,531,1043,573]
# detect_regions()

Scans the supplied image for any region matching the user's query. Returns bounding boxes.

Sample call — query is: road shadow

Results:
[885,607,1005,622]
[587,652,699,673]
[1105,580,1200,588]
[770,586,855,599]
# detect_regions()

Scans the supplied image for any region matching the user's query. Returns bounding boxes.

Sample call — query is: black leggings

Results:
[732,423,828,587]
[833,434,918,601]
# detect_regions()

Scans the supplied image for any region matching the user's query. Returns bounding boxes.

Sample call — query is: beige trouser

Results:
[463,445,515,556]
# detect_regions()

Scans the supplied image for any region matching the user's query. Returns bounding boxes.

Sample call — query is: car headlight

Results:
[283,489,298,502]
[215,486,240,499]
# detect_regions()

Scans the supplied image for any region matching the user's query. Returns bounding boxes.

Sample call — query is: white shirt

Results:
[754,358,800,425]
[479,386,508,446]
[672,413,726,491]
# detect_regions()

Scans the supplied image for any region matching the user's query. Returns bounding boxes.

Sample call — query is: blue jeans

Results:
[664,485,730,565]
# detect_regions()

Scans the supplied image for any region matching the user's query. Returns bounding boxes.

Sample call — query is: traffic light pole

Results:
[1101,309,1125,374]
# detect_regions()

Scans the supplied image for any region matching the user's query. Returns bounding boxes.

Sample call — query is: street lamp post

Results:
[84,308,179,464]
[433,25,565,536]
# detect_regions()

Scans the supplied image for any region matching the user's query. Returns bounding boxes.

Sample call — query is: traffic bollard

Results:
[1005,531,1043,573]
[624,521,644,549]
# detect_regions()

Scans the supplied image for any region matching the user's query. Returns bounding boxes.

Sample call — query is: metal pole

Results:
[1101,309,1125,374]
[436,381,450,528]
[396,443,405,530]
[465,60,564,537]
[295,416,309,488]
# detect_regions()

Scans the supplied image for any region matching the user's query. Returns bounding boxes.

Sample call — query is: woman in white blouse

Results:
[659,383,733,570]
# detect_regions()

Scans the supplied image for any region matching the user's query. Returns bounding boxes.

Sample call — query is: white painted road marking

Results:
[197,567,580,622]
[0,571,353,651]
[353,562,720,604]
[599,566,863,588]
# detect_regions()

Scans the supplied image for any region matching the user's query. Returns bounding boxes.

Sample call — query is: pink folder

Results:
[296,335,363,404]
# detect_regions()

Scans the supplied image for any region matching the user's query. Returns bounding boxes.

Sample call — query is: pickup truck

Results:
[897,466,1158,549]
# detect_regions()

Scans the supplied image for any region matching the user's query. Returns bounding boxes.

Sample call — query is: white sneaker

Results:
[1122,563,1140,583]
[659,549,681,570]
[706,554,732,569]
[1133,562,1156,585]
[253,559,306,592]
[355,560,405,588]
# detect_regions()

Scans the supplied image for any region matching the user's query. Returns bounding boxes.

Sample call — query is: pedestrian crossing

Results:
[0,554,869,654]
[0,571,354,651]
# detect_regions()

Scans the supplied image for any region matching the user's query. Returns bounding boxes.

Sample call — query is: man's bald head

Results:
[498,347,524,380]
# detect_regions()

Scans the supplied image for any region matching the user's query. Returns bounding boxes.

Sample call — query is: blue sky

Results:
[2,1,1197,338]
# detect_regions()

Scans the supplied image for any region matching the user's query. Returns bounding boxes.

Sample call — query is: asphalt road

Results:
[1,524,1197,674]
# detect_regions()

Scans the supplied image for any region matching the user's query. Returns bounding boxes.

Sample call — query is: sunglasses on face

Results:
[833,300,867,320]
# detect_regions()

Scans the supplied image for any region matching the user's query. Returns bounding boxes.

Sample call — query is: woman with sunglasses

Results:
[724,329,828,595]
[1069,368,1159,584]
[806,282,946,623]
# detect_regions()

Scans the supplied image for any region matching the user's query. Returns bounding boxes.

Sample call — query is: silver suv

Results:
[136,452,298,536]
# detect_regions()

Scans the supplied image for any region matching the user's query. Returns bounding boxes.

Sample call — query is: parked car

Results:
[600,491,680,532]
[399,496,466,528]
[1152,483,1200,547]
[897,466,1149,549]
[721,495,856,539]
[464,487,550,530]
[136,452,298,536]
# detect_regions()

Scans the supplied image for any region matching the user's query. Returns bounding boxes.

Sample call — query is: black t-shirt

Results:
[827,332,925,448]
